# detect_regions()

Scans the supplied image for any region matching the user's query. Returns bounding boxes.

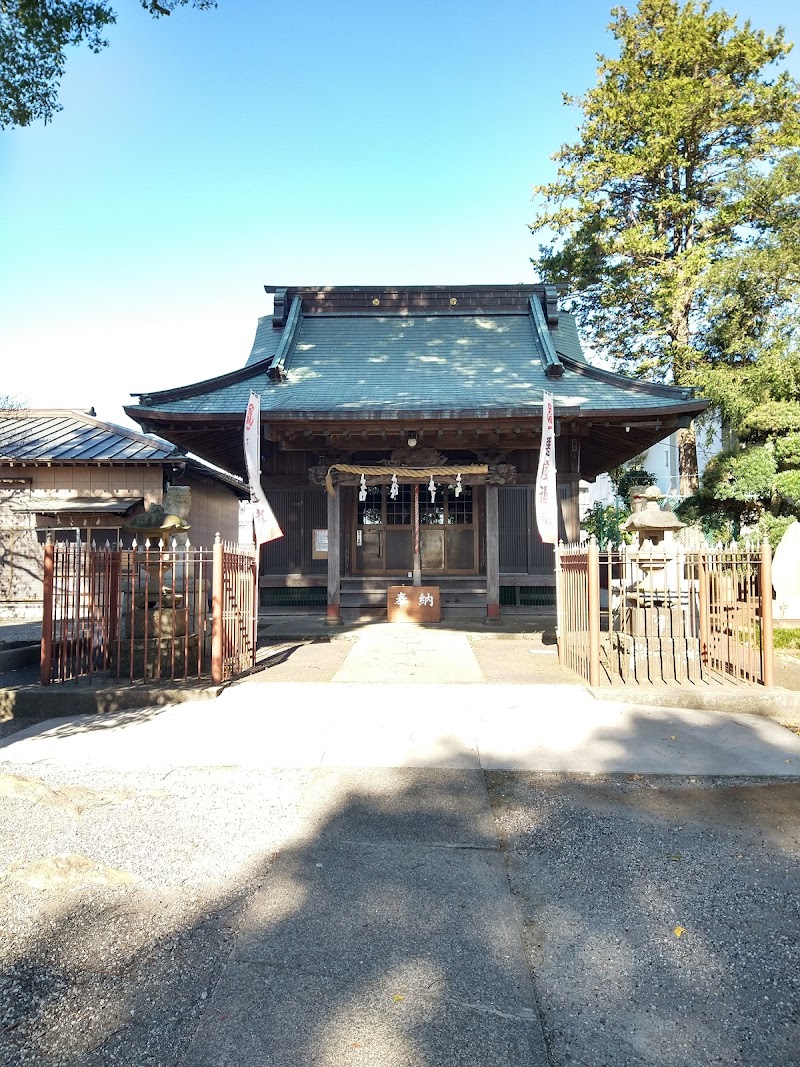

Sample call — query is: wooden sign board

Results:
[387,585,441,623]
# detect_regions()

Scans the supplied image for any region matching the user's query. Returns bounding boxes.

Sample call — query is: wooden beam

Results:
[326,490,342,624]
[486,484,500,619]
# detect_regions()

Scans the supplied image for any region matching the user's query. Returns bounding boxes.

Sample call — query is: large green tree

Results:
[0,0,216,128]
[531,0,800,487]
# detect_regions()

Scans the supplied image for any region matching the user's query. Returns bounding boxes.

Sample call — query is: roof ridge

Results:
[528,295,563,378]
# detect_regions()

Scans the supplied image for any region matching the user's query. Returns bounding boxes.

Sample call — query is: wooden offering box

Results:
[387,585,441,623]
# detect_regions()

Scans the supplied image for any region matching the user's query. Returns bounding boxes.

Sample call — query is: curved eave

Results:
[557,354,702,403]
[131,358,272,407]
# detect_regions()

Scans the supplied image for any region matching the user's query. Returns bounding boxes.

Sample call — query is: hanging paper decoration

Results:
[455,472,462,497]
[358,473,367,502]
[428,475,436,502]
[390,472,399,499]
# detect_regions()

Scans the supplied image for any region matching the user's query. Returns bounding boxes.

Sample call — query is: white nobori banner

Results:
[244,391,283,545]
[535,390,558,544]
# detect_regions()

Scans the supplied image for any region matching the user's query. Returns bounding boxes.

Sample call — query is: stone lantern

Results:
[619,486,695,676]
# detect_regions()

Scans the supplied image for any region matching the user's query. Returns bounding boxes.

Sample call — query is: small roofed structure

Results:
[0,408,246,617]
[126,284,706,621]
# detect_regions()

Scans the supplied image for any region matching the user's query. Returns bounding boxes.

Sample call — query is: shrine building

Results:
[126,284,706,621]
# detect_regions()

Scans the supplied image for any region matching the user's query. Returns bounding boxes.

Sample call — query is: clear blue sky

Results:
[1,0,798,429]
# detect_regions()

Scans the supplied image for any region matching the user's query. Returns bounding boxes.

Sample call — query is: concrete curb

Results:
[588,683,800,727]
[0,643,39,673]
[0,683,223,722]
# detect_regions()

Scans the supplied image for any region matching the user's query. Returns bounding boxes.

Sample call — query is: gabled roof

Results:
[0,408,246,493]
[125,284,707,478]
[129,285,702,421]
[0,409,181,463]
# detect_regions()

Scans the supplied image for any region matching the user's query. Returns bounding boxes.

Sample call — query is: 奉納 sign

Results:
[387,586,441,623]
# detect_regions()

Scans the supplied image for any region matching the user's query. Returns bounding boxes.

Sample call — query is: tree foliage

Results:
[582,502,633,545]
[0,1,216,128]
[531,1,800,388]
[607,459,657,500]
[679,348,800,541]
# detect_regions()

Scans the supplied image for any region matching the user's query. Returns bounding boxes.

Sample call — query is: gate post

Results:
[697,550,709,672]
[760,538,775,687]
[588,537,601,688]
[555,540,563,665]
[211,534,223,685]
[40,538,54,687]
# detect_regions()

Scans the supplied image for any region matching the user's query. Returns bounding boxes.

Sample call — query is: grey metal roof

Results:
[550,315,588,363]
[244,315,281,367]
[0,410,181,463]
[17,495,143,514]
[132,310,699,419]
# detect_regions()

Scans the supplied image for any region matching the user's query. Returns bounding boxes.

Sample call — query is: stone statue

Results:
[123,487,192,535]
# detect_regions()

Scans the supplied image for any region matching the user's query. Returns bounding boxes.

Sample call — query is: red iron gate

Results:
[41,535,257,686]
[556,539,774,687]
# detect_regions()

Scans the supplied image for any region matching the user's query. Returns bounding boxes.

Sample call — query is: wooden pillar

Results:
[326,489,342,624]
[558,476,581,544]
[412,483,421,586]
[486,484,500,618]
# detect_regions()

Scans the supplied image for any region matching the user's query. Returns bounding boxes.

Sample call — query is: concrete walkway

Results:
[332,623,484,684]
[3,679,800,775]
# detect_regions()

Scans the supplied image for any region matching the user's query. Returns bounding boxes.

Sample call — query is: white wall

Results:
[580,416,724,518]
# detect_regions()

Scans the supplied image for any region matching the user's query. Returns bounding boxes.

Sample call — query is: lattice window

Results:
[447,485,473,525]
[357,486,383,525]
[419,498,444,525]
[385,485,412,525]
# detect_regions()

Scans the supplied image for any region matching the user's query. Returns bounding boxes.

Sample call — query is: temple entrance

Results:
[354,484,477,576]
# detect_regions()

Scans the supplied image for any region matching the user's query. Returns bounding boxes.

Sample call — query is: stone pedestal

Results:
[609,632,702,683]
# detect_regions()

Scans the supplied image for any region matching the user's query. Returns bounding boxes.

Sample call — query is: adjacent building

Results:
[0,408,245,616]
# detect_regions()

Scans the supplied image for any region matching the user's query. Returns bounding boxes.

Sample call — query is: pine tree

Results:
[531,0,800,489]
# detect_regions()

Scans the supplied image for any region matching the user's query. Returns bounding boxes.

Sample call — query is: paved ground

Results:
[4,678,800,773]
[2,623,800,1066]
[488,772,800,1067]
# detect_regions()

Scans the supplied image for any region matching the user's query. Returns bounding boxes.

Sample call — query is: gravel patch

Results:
[487,772,800,1067]
[0,620,41,646]
[0,763,312,1066]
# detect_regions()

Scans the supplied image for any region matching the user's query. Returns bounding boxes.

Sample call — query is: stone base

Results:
[608,633,702,683]
[117,634,204,680]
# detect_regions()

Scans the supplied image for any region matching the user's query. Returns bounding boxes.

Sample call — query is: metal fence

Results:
[40,534,257,686]
[556,539,774,687]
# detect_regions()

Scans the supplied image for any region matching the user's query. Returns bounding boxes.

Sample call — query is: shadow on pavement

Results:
[1,746,799,1065]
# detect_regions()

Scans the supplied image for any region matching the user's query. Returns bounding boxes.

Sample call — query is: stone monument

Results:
[772,520,800,624]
